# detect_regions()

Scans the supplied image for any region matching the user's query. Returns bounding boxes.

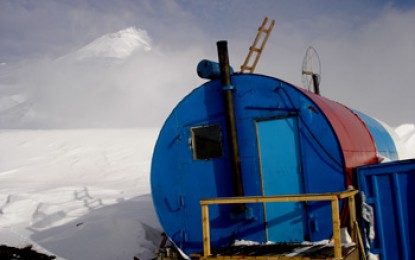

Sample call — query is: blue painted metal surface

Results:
[197,59,234,80]
[257,116,306,241]
[357,159,415,260]
[354,111,399,160]
[151,73,398,254]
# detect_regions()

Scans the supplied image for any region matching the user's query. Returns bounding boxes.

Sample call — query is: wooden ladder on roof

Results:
[240,17,275,73]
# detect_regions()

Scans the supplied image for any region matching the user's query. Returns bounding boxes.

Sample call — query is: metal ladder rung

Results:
[249,47,261,52]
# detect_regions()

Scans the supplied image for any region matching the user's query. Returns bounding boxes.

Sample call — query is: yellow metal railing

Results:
[200,189,359,260]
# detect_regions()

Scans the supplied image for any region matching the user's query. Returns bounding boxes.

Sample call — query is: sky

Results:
[0,0,415,128]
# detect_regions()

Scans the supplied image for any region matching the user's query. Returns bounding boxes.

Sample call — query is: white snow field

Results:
[0,128,162,260]
[0,126,414,259]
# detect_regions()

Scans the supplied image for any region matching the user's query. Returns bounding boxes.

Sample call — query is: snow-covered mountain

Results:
[0,26,200,129]
[0,27,154,129]
[69,27,152,61]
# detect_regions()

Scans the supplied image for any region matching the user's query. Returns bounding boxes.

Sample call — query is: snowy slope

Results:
[1,126,414,259]
[0,128,162,260]
[71,27,152,61]
[395,124,415,159]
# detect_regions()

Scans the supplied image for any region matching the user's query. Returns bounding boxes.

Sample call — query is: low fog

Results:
[1,1,414,128]
[0,28,206,128]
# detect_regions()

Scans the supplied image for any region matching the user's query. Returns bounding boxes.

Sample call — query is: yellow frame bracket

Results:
[200,189,359,259]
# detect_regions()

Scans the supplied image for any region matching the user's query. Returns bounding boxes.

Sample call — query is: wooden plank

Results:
[201,190,358,205]
[354,220,367,260]
[348,195,357,243]
[202,204,211,257]
[331,199,342,260]
[200,190,359,259]
[201,194,335,205]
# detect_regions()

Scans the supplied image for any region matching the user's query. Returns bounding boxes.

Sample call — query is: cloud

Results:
[253,6,415,126]
[1,1,414,128]
[0,0,213,128]
[314,7,415,126]
[0,31,206,128]
[0,0,208,62]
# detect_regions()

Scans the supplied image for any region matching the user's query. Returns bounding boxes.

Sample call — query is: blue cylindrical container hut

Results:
[151,71,399,254]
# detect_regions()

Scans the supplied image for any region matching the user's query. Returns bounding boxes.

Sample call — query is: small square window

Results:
[191,125,223,160]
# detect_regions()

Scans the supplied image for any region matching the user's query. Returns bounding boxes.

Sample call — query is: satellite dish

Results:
[301,46,321,94]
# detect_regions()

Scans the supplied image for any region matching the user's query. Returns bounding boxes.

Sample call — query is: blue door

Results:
[256,116,306,242]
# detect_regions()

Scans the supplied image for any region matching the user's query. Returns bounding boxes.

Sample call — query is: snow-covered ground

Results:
[0,125,414,259]
[395,124,415,159]
[0,128,162,260]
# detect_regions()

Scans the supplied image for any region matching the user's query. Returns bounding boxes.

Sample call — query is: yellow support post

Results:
[202,204,211,257]
[199,189,359,259]
[348,195,357,243]
[331,198,342,260]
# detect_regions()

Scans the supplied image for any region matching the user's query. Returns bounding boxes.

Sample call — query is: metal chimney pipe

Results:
[217,41,245,208]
